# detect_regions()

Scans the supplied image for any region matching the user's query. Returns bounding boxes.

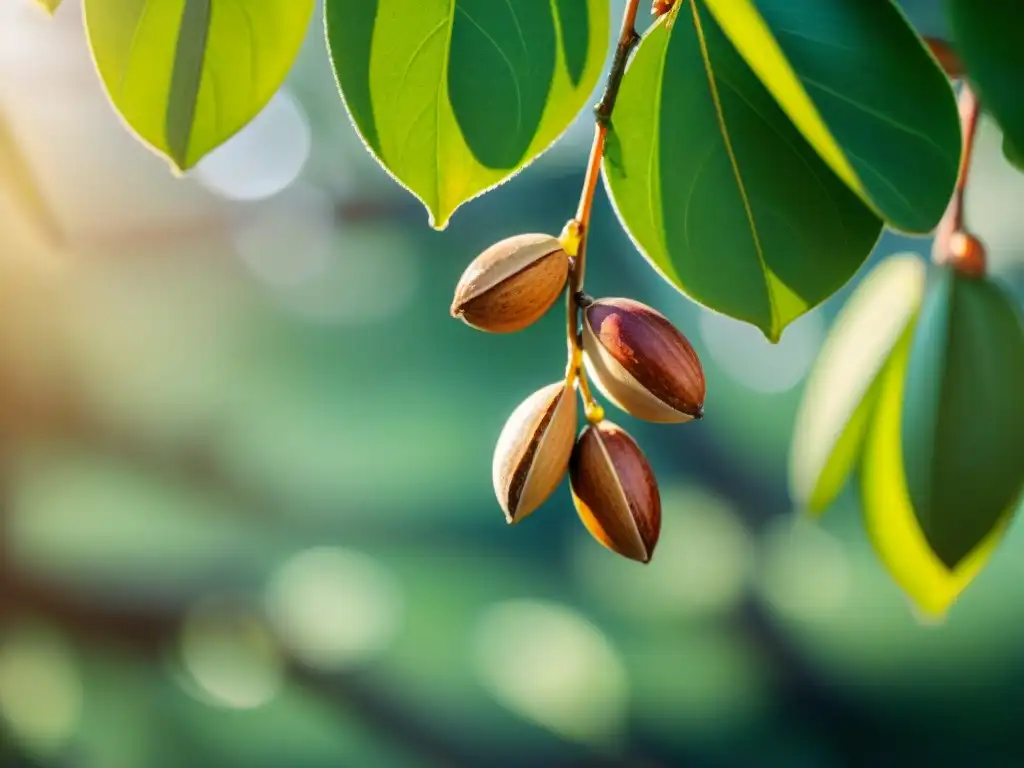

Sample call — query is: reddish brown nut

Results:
[652,0,676,18]
[569,421,661,563]
[451,234,568,333]
[924,37,963,79]
[949,231,986,278]
[582,297,705,423]
[493,381,578,524]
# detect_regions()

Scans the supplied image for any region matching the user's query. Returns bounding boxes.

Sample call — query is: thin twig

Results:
[564,0,644,422]
[932,83,986,276]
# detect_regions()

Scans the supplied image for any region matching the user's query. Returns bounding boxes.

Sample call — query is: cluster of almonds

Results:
[451,228,706,564]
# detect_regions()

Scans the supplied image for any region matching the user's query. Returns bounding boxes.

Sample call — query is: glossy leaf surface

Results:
[84,0,314,171]
[900,268,1024,568]
[326,0,609,229]
[948,0,1024,164]
[603,5,881,341]
[861,327,1010,619]
[703,0,961,233]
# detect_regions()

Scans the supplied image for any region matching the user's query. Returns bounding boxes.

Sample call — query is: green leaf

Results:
[83,0,314,171]
[947,0,1024,166]
[901,268,1024,568]
[702,0,961,234]
[861,322,1011,619]
[789,254,926,514]
[325,0,609,229]
[1004,134,1024,173]
[861,330,1010,619]
[35,0,63,13]
[602,5,881,342]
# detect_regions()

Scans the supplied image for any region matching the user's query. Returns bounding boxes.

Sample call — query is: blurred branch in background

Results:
[2,1,1024,767]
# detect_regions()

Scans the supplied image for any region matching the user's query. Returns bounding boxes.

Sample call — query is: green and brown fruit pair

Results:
[451,233,706,563]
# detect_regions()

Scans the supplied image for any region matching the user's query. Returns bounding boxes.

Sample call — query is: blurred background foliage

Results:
[2,1,1024,766]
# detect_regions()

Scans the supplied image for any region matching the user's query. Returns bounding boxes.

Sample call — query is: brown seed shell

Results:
[492,381,577,523]
[569,421,661,563]
[583,298,705,423]
[452,234,568,333]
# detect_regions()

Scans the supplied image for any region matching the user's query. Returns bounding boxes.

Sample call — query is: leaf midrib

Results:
[690,1,778,339]
[166,0,212,167]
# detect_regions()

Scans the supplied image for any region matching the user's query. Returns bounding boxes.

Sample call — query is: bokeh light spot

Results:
[194,89,311,202]
[699,309,826,394]
[0,626,82,754]
[473,600,627,746]
[274,226,420,326]
[571,484,753,621]
[265,547,403,671]
[757,514,851,619]
[179,596,283,710]
[231,186,335,289]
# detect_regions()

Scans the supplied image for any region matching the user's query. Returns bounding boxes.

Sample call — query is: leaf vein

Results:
[799,74,954,165]
[690,2,778,336]
[713,70,849,253]
[502,0,529,56]
[456,4,523,133]
[117,0,154,97]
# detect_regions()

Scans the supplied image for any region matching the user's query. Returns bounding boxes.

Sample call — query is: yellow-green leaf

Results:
[35,0,63,14]
[860,324,1009,619]
[702,0,961,233]
[790,254,926,514]
[326,0,610,229]
[83,0,314,171]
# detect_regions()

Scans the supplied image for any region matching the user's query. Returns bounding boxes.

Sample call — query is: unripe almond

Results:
[569,421,661,563]
[452,234,568,333]
[582,298,705,423]
[493,381,577,524]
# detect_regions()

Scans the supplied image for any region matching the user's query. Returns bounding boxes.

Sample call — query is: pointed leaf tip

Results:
[861,322,1009,617]
[603,6,880,340]
[900,269,1024,569]
[84,0,313,171]
[325,0,610,227]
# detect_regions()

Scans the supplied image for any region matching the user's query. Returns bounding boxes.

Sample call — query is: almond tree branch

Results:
[564,0,645,422]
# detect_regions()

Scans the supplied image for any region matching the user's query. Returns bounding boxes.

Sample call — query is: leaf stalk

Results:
[933,83,986,277]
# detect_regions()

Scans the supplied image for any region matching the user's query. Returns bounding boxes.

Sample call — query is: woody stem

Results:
[564,0,643,422]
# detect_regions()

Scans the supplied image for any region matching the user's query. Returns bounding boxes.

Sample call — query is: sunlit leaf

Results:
[603,5,881,341]
[861,326,1010,619]
[702,0,961,233]
[325,0,609,229]
[900,268,1024,568]
[789,255,926,514]
[947,0,1024,164]
[83,0,314,171]
[35,0,63,13]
